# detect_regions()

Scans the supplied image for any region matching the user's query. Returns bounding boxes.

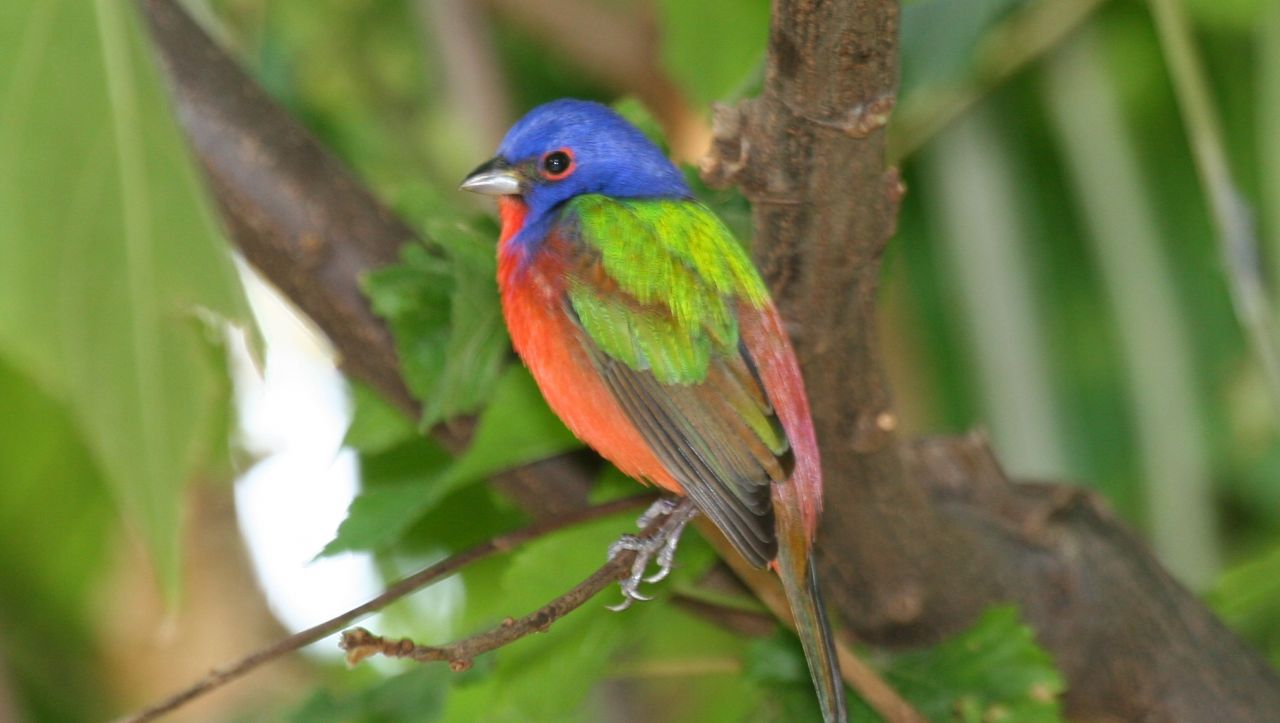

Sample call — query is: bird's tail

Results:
[776,543,847,723]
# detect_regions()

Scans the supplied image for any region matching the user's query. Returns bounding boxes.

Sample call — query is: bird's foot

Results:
[606,498,698,612]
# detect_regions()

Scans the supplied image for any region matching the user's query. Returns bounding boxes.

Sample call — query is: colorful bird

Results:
[461,99,846,722]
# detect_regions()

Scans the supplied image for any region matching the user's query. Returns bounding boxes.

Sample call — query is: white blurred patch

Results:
[227,261,383,656]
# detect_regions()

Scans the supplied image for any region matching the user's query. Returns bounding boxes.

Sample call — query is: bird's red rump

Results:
[739,301,823,543]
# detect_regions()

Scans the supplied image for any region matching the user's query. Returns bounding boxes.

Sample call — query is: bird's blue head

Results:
[460,99,690,225]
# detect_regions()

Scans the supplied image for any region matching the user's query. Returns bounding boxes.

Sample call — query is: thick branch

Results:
[142,0,413,412]
[703,0,969,642]
[139,0,595,516]
[702,0,1280,719]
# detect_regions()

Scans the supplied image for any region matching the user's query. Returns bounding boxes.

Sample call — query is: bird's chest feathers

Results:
[496,200,574,362]
[494,200,677,491]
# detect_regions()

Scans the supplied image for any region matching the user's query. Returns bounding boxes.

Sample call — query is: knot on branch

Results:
[699,101,755,190]
[340,627,474,671]
[800,94,897,138]
[340,627,405,667]
[852,409,898,453]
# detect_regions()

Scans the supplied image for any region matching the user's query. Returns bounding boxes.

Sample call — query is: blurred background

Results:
[0,0,1277,720]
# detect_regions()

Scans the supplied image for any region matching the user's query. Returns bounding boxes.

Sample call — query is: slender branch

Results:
[340,559,628,670]
[339,498,694,670]
[117,494,654,723]
[339,509,926,723]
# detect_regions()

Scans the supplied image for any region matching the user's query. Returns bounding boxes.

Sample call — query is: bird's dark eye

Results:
[540,149,574,179]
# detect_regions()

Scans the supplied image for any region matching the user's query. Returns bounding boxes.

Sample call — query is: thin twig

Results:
[338,504,925,722]
[118,493,655,723]
[340,498,692,670]
[1147,0,1280,420]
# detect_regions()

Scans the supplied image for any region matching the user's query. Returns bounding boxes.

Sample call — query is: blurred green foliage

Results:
[656,0,770,103]
[0,0,249,602]
[0,0,1277,720]
[0,359,114,720]
[322,365,579,557]
[860,607,1064,722]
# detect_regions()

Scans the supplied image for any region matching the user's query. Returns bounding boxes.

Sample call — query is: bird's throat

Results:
[498,196,528,245]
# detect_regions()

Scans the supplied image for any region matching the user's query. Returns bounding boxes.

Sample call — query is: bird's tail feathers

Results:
[776,545,847,723]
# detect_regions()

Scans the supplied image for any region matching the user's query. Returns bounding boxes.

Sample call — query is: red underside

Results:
[497,197,683,494]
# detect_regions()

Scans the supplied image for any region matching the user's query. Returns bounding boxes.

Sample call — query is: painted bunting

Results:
[461,99,846,722]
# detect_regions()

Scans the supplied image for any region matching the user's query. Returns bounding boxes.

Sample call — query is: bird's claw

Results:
[635,497,678,528]
[642,521,685,583]
[606,498,697,611]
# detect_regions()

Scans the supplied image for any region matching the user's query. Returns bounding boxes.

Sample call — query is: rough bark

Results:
[141,0,1280,719]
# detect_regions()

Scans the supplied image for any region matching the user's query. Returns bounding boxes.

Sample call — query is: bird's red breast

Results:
[496,197,686,495]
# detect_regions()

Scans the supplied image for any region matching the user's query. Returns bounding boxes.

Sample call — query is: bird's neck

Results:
[498,196,528,246]
[496,195,567,285]
[498,195,568,292]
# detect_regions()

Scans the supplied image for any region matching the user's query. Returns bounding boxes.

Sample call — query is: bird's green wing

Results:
[562,195,792,566]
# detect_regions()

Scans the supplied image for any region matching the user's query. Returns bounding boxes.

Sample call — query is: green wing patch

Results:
[565,195,767,385]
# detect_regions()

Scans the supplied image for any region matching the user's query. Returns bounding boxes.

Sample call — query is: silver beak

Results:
[459,157,521,196]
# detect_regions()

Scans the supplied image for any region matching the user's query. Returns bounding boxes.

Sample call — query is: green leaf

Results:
[745,606,1063,722]
[1210,544,1280,668]
[362,243,454,411]
[399,483,527,556]
[657,0,770,104]
[319,435,452,556]
[322,366,580,555]
[0,360,115,719]
[867,605,1065,722]
[288,667,451,723]
[362,224,508,429]
[0,0,249,599]
[447,365,581,484]
[343,382,418,455]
